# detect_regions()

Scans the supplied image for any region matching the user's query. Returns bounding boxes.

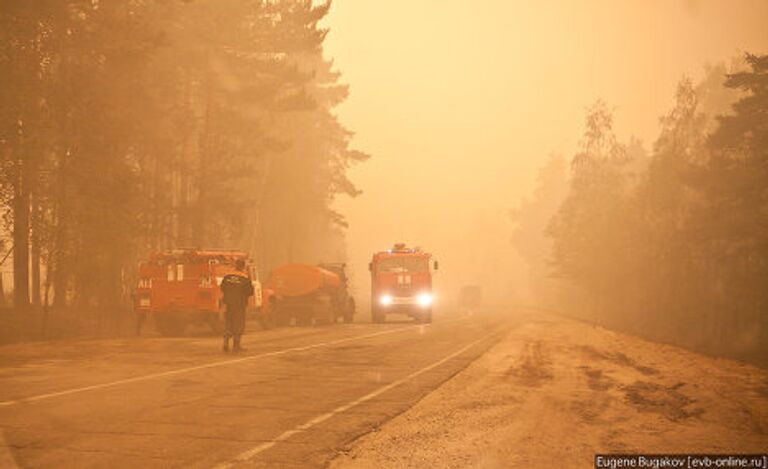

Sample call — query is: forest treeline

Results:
[515,54,768,362]
[0,1,367,313]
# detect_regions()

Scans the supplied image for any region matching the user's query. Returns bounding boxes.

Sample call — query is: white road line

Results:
[213,330,498,469]
[0,321,462,408]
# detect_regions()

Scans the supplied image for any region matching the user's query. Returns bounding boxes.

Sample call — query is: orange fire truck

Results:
[369,243,438,323]
[134,249,262,336]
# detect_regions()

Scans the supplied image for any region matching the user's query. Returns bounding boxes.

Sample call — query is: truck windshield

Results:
[376,257,429,273]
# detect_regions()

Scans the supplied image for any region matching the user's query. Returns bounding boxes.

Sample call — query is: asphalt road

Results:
[0,308,511,468]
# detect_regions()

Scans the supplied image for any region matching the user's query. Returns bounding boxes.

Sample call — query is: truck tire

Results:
[271,303,291,327]
[343,298,355,323]
[274,313,290,327]
[206,313,223,335]
[296,310,312,326]
[155,314,186,337]
[418,309,432,324]
[257,312,273,330]
[324,303,337,325]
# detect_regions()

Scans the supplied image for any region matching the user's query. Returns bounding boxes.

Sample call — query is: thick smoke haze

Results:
[323,0,768,305]
[1,3,768,466]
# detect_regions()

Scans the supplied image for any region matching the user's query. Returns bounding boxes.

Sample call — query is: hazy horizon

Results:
[323,0,768,303]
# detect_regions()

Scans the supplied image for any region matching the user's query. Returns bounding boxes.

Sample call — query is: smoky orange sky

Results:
[323,0,768,305]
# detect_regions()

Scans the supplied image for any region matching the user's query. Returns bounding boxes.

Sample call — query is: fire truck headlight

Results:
[417,293,433,307]
[379,294,393,306]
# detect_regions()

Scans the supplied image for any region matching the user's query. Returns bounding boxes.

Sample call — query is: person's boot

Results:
[222,336,230,353]
[233,335,246,353]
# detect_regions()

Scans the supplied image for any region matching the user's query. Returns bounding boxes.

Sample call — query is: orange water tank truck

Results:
[263,263,355,326]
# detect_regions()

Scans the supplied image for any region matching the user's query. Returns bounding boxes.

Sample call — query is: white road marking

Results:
[0,321,464,408]
[213,330,498,469]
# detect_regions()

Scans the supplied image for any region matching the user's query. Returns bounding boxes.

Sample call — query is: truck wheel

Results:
[344,298,355,323]
[418,309,432,324]
[272,303,290,327]
[155,315,186,336]
[296,310,312,327]
[257,312,273,330]
[372,308,384,324]
[274,313,290,327]
[206,314,223,335]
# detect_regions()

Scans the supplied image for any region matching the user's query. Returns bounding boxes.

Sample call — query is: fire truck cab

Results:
[134,249,262,336]
[369,243,437,324]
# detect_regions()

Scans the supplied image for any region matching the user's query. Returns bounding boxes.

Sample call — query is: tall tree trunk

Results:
[52,255,67,309]
[51,200,68,309]
[13,161,30,311]
[31,243,41,307]
[0,266,5,307]
[193,72,214,247]
[31,194,42,308]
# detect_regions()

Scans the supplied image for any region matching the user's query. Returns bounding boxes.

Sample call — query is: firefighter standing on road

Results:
[220,259,254,353]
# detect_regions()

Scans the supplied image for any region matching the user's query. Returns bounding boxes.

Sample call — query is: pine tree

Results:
[548,101,632,317]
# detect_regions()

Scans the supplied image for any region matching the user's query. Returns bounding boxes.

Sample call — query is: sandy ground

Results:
[330,314,768,468]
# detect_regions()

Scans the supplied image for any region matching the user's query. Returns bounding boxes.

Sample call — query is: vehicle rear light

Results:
[139,293,150,307]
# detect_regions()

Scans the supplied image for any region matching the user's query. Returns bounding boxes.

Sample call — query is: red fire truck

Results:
[369,243,438,324]
[134,249,262,336]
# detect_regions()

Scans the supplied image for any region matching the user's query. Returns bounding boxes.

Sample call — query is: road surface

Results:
[0,309,508,468]
[2,309,766,468]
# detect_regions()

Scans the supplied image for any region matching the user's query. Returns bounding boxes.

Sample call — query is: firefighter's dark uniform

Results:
[220,270,254,352]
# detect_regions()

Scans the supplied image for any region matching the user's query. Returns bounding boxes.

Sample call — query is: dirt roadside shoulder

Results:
[329,314,768,468]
